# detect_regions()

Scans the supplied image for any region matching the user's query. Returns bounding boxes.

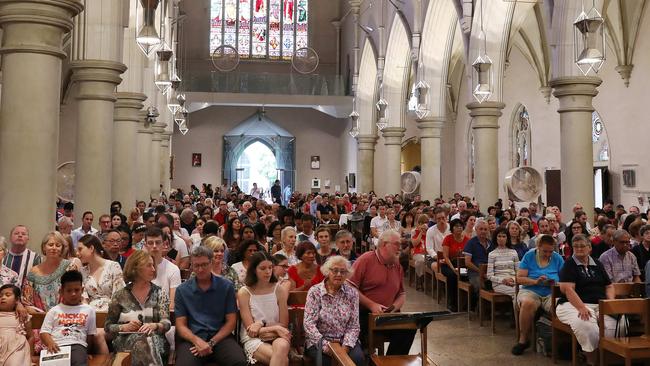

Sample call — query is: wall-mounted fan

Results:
[211,45,240,72]
[401,171,421,196]
[57,161,75,202]
[292,47,319,74]
[504,167,543,202]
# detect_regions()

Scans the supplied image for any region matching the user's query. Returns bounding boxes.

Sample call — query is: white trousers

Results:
[555,302,623,353]
[413,254,425,277]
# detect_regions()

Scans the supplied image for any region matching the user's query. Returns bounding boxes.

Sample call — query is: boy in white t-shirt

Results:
[40,270,96,366]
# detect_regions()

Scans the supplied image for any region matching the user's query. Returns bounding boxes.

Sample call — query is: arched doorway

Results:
[223,112,295,197]
[236,141,278,200]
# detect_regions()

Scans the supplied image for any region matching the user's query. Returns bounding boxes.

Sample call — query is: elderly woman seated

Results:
[556,234,619,366]
[513,234,564,356]
[304,256,365,366]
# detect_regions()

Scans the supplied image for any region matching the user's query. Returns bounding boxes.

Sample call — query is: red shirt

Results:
[442,234,469,260]
[213,211,227,226]
[347,251,405,309]
[288,265,324,292]
[412,229,427,255]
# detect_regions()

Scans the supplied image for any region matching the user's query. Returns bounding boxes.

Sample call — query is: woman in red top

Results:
[410,214,429,290]
[287,241,324,293]
[440,219,469,312]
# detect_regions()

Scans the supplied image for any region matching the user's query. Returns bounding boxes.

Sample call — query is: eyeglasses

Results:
[192,262,211,269]
[330,269,349,275]
[104,239,120,244]
[145,240,163,246]
[275,264,290,269]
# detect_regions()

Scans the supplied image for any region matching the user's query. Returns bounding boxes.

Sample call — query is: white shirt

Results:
[370,215,388,237]
[298,232,318,247]
[173,236,189,259]
[41,304,97,348]
[426,224,450,257]
[71,226,99,248]
[153,258,181,298]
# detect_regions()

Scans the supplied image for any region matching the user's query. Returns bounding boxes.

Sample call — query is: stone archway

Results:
[223,112,295,194]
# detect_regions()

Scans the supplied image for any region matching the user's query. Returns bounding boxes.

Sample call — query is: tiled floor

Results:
[400,283,570,366]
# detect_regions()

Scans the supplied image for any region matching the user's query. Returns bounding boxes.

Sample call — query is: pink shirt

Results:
[347,251,405,309]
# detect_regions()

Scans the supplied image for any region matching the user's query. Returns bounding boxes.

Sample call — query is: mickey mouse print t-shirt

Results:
[40,304,97,348]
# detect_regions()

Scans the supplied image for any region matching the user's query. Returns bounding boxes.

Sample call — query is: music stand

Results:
[369,311,455,366]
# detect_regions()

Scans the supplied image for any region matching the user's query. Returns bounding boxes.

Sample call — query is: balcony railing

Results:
[184,71,348,96]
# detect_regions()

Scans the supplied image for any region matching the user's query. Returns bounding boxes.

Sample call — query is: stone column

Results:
[160,132,172,194]
[418,117,445,201]
[0,0,83,245]
[467,101,505,212]
[71,61,126,224]
[381,127,406,195]
[150,122,166,198]
[550,76,601,222]
[136,112,153,202]
[112,92,147,209]
[357,134,377,193]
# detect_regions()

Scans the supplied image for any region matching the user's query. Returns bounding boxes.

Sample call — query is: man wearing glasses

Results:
[175,246,247,366]
[143,227,181,309]
[598,229,641,283]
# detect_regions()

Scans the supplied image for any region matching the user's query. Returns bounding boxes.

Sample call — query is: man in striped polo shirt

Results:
[2,225,41,285]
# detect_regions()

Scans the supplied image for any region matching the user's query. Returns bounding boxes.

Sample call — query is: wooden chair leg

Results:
[571,335,577,366]
[468,290,473,320]
[436,280,442,304]
[599,348,605,366]
[479,298,484,327]
[490,301,495,334]
[551,326,557,364]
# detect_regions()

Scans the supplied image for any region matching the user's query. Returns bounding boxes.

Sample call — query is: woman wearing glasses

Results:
[304,256,364,366]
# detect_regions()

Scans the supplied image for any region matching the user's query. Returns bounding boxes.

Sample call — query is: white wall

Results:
[171,106,347,194]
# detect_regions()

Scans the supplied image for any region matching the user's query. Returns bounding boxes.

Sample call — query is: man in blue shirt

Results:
[463,219,493,299]
[512,234,564,356]
[175,246,247,366]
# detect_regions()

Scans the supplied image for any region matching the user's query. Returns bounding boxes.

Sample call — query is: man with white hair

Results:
[57,216,73,235]
[348,230,415,355]
[450,200,467,221]
[2,225,41,284]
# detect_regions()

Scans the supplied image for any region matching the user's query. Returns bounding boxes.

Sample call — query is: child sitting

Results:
[40,270,96,366]
[0,284,32,366]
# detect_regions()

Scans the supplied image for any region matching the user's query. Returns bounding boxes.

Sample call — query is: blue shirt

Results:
[519,249,564,296]
[174,274,237,340]
[463,237,493,272]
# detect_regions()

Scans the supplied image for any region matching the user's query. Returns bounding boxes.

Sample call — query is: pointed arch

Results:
[419,0,460,117]
[357,39,378,135]
[383,15,411,128]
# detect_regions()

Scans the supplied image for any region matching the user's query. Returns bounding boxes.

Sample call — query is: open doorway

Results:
[236,141,278,201]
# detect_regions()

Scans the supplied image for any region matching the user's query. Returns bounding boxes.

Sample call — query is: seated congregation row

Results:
[417,205,648,364]
[0,225,412,366]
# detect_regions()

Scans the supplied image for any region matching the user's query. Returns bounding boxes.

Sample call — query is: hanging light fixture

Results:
[349,98,360,138]
[136,0,162,56]
[472,0,492,103]
[167,81,181,113]
[155,47,173,94]
[375,80,388,131]
[178,120,189,135]
[573,0,605,75]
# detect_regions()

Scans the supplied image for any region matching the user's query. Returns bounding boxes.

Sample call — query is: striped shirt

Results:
[2,248,41,285]
[487,247,519,285]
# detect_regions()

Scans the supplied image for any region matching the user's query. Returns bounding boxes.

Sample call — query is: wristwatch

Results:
[207,339,217,348]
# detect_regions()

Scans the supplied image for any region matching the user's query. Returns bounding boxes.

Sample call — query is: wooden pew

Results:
[367,313,437,366]
[478,264,513,334]
[31,312,131,366]
[599,298,650,365]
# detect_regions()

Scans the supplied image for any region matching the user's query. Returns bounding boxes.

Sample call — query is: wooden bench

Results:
[423,264,435,297]
[31,311,131,366]
[434,252,447,305]
[478,264,513,334]
[456,257,473,318]
[599,298,650,366]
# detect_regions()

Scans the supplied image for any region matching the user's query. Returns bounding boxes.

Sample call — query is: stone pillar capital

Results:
[70,60,126,102]
[115,92,147,123]
[331,20,341,29]
[467,102,505,129]
[356,134,378,149]
[550,76,602,114]
[0,0,83,59]
[381,127,405,146]
[417,117,445,138]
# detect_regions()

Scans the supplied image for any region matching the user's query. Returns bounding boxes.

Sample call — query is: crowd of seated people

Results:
[0,187,649,365]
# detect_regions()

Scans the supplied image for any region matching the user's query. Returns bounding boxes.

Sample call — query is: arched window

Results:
[210,0,309,60]
[511,104,531,168]
[592,111,609,162]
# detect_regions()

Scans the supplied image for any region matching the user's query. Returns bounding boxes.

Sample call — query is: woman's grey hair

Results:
[572,234,590,246]
[321,255,353,277]
[191,245,214,261]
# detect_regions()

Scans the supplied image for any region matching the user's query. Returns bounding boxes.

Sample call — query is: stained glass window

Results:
[512,104,531,168]
[210,0,308,60]
[592,111,609,162]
